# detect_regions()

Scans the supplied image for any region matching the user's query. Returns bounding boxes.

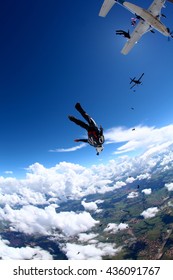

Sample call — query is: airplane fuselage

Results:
[131,80,141,84]
[123,2,170,36]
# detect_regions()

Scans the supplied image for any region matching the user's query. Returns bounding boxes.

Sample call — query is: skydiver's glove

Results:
[74,139,80,142]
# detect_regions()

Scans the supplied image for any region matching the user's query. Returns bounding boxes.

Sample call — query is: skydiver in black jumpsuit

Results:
[68,103,104,155]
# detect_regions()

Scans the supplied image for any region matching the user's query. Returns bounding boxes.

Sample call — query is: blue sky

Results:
[0,0,173,177]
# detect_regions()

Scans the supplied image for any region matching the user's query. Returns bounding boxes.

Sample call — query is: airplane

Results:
[99,0,173,54]
[130,73,144,89]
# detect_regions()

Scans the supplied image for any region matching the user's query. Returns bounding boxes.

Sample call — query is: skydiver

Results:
[68,103,105,155]
[135,14,142,20]
[131,17,137,26]
[116,29,130,39]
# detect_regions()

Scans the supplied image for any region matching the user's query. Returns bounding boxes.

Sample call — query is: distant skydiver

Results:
[131,17,137,26]
[68,103,105,155]
[116,29,130,39]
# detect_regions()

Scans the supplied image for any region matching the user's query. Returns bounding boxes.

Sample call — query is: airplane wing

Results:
[148,0,166,17]
[138,73,144,81]
[121,20,150,55]
[99,0,116,17]
[130,83,136,89]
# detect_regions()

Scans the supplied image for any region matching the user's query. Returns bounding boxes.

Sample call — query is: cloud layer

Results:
[0,238,52,260]
[52,124,173,156]
[49,143,87,152]
[142,188,152,195]
[104,223,129,234]
[61,242,122,260]
[165,183,173,191]
[127,191,139,199]
[141,207,159,219]
[0,204,98,236]
[0,126,173,259]
[104,124,173,155]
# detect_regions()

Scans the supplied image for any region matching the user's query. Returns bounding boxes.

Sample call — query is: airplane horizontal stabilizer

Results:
[99,0,116,17]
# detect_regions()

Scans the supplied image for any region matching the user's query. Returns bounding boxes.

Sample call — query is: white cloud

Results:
[160,151,173,166]
[0,162,116,208]
[4,171,13,175]
[141,207,159,219]
[49,143,87,152]
[163,166,170,172]
[104,223,128,234]
[142,188,152,195]
[104,124,173,155]
[0,238,52,260]
[126,177,135,183]
[113,181,126,189]
[95,199,104,204]
[127,192,139,199]
[49,124,173,158]
[95,209,103,213]
[61,242,121,260]
[0,140,170,210]
[0,188,47,207]
[78,233,98,242]
[165,183,173,191]
[0,135,171,212]
[0,204,99,236]
[88,239,99,244]
[81,200,98,211]
[0,193,22,207]
[136,173,151,180]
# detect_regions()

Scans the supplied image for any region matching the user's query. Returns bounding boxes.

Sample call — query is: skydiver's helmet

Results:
[96,145,104,156]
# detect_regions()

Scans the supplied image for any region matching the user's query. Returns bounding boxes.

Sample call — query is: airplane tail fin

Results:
[99,0,117,17]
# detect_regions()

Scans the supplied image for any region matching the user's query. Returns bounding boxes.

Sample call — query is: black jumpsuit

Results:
[68,103,104,147]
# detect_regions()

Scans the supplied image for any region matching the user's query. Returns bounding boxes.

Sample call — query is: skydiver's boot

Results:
[75,103,85,114]
[75,103,96,127]
[68,115,89,130]
[68,115,76,122]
